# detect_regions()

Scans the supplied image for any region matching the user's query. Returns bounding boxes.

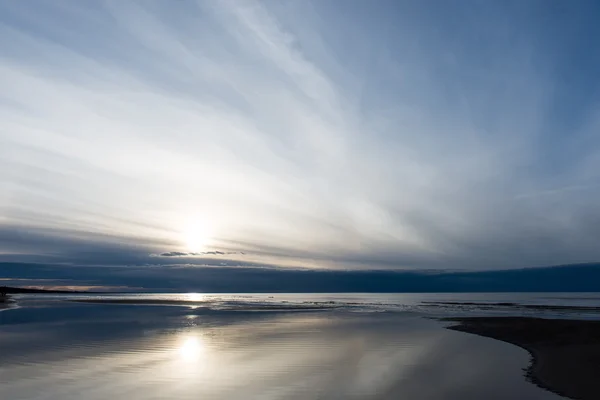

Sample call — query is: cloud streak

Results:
[1,0,600,272]
[158,251,244,257]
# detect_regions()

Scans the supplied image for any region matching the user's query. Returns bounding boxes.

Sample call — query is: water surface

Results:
[2,292,588,399]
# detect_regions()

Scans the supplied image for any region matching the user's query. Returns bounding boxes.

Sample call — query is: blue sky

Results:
[1,0,600,279]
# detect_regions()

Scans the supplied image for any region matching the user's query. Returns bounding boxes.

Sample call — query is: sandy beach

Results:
[446,317,600,400]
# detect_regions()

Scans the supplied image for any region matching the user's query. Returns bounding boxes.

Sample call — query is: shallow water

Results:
[1,293,587,399]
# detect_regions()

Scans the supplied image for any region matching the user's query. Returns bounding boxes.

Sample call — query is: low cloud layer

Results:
[1,1,600,272]
[2,262,599,293]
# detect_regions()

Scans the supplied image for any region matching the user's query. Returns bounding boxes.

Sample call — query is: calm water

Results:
[3,293,596,399]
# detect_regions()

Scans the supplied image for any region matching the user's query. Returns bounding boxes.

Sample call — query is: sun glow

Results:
[182,219,213,252]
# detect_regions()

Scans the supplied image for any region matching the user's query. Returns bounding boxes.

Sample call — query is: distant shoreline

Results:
[445,317,600,400]
[70,298,341,311]
[0,286,87,294]
[1,287,89,310]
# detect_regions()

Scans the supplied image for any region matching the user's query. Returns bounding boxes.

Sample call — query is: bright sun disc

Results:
[183,220,212,252]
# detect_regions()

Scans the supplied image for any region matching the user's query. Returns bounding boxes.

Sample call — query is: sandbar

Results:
[445,317,600,400]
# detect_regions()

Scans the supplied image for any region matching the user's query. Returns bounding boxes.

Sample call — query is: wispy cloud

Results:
[1,0,600,271]
[158,251,244,257]
[514,183,600,200]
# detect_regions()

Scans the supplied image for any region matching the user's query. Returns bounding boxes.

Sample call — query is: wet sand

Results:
[425,301,600,312]
[445,317,600,400]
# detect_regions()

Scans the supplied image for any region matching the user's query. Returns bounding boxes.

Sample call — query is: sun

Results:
[182,220,213,252]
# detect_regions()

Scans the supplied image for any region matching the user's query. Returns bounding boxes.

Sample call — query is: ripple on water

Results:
[0,301,564,400]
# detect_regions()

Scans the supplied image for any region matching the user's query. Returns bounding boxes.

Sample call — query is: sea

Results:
[2,292,599,400]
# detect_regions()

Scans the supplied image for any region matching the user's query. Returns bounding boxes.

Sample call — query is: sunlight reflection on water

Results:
[177,335,206,363]
[184,293,206,302]
[0,294,573,400]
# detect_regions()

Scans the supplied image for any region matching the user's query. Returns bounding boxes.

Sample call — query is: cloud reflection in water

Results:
[0,302,561,400]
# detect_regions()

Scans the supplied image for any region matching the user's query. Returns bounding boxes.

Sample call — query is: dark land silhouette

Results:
[0,286,85,295]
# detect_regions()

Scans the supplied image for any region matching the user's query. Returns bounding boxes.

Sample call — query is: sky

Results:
[2,0,600,285]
